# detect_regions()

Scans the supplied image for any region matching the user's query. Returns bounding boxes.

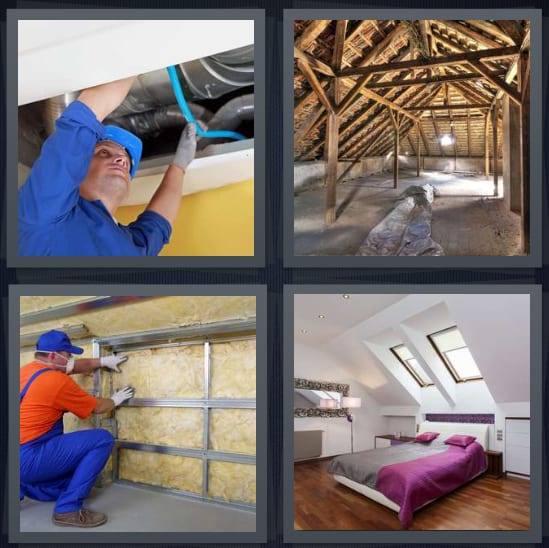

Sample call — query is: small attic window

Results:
[390,344,434,387]
[427,326,483,383]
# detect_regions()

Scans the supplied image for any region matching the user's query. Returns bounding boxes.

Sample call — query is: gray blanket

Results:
[327,440,448,489]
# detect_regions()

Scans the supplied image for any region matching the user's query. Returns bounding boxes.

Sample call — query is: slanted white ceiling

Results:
[294,293,530,406]
[18,19,254,105]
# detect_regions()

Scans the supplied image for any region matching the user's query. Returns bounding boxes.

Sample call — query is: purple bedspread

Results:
[375,441,487,528]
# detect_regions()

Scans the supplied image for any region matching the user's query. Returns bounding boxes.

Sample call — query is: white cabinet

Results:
[505,418,530,477]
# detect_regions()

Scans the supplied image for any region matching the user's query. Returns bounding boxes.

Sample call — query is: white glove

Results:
[100,354,128,373]
[111,386,135,407]
[172,123,198,171]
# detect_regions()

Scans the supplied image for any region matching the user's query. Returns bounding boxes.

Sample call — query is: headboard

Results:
[418,421,489,450]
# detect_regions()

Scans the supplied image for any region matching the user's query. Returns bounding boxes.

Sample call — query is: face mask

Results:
[53,352,75,374]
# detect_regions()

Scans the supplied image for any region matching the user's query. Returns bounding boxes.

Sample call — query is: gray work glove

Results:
[111,386,135,407]
[172,123,198,171]
[100,354,128,373]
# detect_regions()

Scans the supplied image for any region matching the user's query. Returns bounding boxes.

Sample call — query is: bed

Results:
[327,421,489,528]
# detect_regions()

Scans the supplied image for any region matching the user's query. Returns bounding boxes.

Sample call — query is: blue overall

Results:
[18,101,172,256]
[20,368,114,513]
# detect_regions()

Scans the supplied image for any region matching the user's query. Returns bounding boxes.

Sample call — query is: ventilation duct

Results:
[20,44,255,171]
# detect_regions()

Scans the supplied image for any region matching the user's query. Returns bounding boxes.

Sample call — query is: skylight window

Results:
[311,390,341,406]
[427,326,483,382]
[390,344,434,387]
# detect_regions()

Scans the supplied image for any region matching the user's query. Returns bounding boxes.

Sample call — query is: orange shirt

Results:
[20,361,98,444]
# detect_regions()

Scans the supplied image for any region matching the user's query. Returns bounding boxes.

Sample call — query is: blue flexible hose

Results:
[167,65,246,141]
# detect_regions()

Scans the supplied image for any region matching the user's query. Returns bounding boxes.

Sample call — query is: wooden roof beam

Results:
[466,20,516,46]
[294,47,336,78]
[405,103,491,110]
[338,45,519,77]
[442,20,503,49]
[296,58,336,114]
[295,20,332,50]
[468,60,521,105]
[492,28,530,105]
[366,71,505,89]
[495,20,524,46]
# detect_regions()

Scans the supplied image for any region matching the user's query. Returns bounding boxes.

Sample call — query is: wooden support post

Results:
[416,121,420,176]
[519,50,530,254]
[492,103,498,196]
[325,112,339,224]
[389,110,400,189]
[484,111,490,179]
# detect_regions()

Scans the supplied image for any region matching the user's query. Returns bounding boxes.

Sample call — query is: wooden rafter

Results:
[441,20,503,49]
[468,60,521,105]
[466,20,516,46]
[295,20,332,50]
[294,47,335,77]
[338,46,519,77]
[365,71,499,90]
[495,20,524,46]
[296,58,336,114]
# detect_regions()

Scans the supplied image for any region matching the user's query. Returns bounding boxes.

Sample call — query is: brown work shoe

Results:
[52,508,107,527]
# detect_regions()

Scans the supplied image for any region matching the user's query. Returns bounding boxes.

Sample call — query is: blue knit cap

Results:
[100,125,143,179]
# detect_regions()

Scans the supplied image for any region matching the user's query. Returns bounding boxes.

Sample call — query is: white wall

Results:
[294,343,386,455]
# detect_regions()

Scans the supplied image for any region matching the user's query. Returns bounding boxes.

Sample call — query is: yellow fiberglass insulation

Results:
[20,296,256,339]
[119,449,202,494]
[208,461,256,504]
[210,339,256,398]
[209,409,256,455]
[117,407,204,448]
[20,296,94,314]
[107,345,204,398]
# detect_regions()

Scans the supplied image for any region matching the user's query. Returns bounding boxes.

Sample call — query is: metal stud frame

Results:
[95,319,256,512]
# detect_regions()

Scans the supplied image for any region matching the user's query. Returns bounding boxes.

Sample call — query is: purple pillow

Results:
[414,431,440,443]
[444,434,477,447]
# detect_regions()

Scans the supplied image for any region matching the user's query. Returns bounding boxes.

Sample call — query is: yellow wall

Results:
[116,179,254,256]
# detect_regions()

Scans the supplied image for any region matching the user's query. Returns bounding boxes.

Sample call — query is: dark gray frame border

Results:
[9,284,267,544]
[284,9,542,268]
[7,9,265,268]
[284,284,542,542]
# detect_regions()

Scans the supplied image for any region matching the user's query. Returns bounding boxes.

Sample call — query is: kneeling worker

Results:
[20,329,135,527]
[18,75,199,256]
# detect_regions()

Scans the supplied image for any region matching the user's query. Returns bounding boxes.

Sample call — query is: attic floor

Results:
[19,482,255,533]
[294,170,524,256]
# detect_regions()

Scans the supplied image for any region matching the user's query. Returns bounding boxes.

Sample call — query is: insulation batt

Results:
[119,449,203,494]
[208,462,256,504]
[20,296,256,337]
[20,296,257,503]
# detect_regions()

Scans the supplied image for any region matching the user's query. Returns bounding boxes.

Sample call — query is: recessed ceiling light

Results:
[318,314,326,319]
[342,294,350,299]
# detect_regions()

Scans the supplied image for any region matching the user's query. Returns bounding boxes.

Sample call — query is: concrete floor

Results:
[294,170,524,256]
[20,482,256,532]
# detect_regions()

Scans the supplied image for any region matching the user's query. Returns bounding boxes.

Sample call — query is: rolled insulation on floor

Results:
[20,296,256,338]
[208,461,256,504]
[119,448,202,494]
[210,339,256,398]
[209,409,256,455]
[109,345,204,398]
[117,407,204,448]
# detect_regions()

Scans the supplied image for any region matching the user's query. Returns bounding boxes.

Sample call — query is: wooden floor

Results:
[294,459,530,530]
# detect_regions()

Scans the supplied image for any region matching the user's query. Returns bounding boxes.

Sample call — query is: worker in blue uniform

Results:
[18,75,199,256]
[20,329,135,527]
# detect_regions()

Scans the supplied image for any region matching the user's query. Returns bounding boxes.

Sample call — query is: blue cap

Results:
[36,330,84,355]
[100,125,143,179]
